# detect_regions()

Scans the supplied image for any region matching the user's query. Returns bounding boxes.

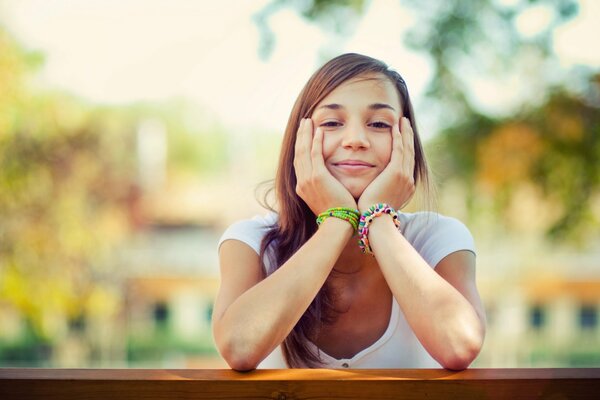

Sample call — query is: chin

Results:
[344,183,367,201]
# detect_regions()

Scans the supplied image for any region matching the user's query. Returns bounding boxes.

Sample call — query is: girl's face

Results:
[311,73,403,199]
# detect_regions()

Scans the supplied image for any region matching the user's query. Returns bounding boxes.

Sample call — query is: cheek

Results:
[375,135,393,164]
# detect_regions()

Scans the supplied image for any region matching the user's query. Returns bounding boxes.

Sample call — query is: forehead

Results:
[317,73,401,110]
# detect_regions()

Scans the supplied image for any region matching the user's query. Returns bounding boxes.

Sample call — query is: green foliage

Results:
[404,0,578,101]
[0,29,46,142]
[126,330,217,364]
[0,320,53,367]
[430,74,600,242]
[530,83,600,240]
[161,105,230,178]
[529,337,600,367]
[0,91,136,339]
[254,0,368,59]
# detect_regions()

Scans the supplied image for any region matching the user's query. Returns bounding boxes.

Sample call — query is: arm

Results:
[213,218,353,371]
[213,118,357,370]
[358,118,485,369]
[368,216,486,370]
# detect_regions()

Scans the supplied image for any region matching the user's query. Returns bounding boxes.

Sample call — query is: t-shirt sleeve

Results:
[217,213,277,255]
[404,213,476,269]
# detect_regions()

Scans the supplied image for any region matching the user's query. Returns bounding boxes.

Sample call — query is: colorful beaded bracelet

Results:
[316,207,360,232]
[357,203,401,255]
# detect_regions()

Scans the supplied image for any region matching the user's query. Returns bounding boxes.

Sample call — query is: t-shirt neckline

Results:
[308,296,399,364]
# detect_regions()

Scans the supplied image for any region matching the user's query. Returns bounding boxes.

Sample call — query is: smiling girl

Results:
[213,53,486,370]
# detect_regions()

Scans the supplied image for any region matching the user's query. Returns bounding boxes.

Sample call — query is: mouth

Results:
[332,160,375,173]
[333,160,375,167]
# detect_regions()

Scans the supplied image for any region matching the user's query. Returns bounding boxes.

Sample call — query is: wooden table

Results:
[1,368,599,399]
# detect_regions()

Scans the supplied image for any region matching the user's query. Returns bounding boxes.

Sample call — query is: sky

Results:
[1,0,599,140]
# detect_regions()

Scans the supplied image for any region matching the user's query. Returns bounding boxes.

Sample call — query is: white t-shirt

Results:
[217,211,476,369]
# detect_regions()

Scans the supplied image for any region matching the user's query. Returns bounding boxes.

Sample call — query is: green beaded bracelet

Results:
[316,207,360,232]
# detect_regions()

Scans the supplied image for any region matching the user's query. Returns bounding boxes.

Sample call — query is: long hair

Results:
[258,53,431,367]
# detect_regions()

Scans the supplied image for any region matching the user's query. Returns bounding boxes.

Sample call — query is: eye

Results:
[320,121,342,128]
[370,121,391,129]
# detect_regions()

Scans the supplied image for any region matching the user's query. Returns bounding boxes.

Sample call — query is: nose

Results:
[341,122,370,150]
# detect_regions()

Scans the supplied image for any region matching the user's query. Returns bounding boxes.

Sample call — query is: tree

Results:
[0,26,233,361]
[0,28,135,347]
[432,76,600,243]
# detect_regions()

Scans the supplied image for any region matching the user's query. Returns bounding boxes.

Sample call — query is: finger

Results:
[293,118,306,158]
[401,117,416,177]
[303,118,315,174]
[389,120,404,168]
[293,118,303,172]
[294,118,312,178]
[311,125,326,171]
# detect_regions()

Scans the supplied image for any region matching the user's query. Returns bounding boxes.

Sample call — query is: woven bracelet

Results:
[357,203,401,255]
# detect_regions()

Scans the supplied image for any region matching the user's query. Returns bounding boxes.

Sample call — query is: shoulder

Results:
[217,212,279,255]
[400,211,471,237]
[399,211,476,268]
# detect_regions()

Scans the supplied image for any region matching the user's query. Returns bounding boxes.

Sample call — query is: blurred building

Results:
[110,121,229,368]
[117,218,225,368]
[475,239,600,367]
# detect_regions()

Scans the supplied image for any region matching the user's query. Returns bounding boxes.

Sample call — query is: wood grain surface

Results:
[1,368,599,399]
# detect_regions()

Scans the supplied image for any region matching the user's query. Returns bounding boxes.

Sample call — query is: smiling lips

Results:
[332,159,374,172]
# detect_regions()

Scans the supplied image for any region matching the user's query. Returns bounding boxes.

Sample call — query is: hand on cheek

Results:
[294,118,357,215]
[357,117,416,212]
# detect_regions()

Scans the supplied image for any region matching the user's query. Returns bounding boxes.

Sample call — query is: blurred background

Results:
[0,0,598,368]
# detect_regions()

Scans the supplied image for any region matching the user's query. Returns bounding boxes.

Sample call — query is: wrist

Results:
[357,203,402,255]
[368,213,395,230]
[367,213,399,240]
[316,207,360,232]
[319,216,355,238]
[358,200,390,214]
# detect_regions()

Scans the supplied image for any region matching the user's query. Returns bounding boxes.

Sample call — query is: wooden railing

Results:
[1,368,599,399]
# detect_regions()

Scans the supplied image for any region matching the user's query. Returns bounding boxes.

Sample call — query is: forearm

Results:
[368,215,484,369]
[214,218,353,370]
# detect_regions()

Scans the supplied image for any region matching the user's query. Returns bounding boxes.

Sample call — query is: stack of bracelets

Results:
[315,203,401,256]
[316,207,360,232]
[357,203,401,255]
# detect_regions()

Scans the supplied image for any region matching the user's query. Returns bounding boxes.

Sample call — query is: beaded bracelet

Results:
[357,203,401,255]
[316,207,360,232]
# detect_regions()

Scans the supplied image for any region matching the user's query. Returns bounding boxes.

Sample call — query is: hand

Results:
[294,118,357,215]
[357,117,416,212]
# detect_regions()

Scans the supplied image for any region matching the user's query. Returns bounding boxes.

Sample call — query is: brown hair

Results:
[258,53,431,367]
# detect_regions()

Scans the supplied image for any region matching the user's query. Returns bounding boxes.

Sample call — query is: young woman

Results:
[213,53,486,370]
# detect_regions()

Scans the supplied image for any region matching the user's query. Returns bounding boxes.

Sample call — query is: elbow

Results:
[226,355,259,372]
[214,331,261,371]
[439,347,479,371]
[439,326,485,371]
[213,316,266,371]
[220,343,261,371]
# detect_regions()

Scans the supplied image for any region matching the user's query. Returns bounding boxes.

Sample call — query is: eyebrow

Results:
[316,103,396,112]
